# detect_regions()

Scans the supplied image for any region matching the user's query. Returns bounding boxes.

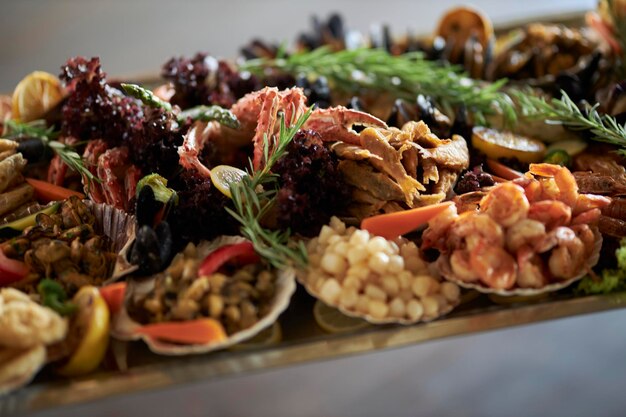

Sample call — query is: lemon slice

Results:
[57,286,110,377]
[210,165,248,198]
[472,127,546,163]
[545,139,588,157]
[12,71,64,122]
[436,6,494,62]
[230,322,282,351]
[313,300,370,334]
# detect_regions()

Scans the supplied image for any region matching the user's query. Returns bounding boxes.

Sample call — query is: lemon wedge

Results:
[313,300,370,334]
[210,165,248,198]
[57,286,110,376]
[12,71,64,122]
[472,127,546,163]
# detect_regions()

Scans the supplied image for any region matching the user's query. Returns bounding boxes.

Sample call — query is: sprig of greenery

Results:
[120,83,172,111]
[577,238,626,295]
[513,89,626,155]
[37,279,77,316]
[240,47,515,125]
[3,120,100,183]
[224,109,312,269]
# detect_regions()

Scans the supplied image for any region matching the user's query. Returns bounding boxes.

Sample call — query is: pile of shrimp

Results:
[422,163,611,290]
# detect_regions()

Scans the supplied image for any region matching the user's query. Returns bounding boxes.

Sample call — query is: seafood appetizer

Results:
[1,0,626,397]
[112,237,295,355]
[423,164,609,293]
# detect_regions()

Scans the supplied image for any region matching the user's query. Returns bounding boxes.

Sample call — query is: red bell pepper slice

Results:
[197,241,260,277]
[0,248,29,286]
[99,282,127,315]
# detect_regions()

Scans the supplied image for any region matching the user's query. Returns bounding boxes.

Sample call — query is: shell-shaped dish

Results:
[296,268,458,326]
[111,236,296,355]
[438,229,602,296]
[85,201,137,283]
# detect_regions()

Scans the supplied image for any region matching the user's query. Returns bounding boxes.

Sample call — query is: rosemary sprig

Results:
[120,83,240,128]
[513,89,626,154]
[224,109,312,269]
[120,83,172,111]
[240,47,515,125]
[3,120,100,183]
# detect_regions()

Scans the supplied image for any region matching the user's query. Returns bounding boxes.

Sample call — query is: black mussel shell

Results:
[386,99,415,128]
[135,186,162,227]
[155,221,174,268]
[17,138,51,163]
[130,225,162,275]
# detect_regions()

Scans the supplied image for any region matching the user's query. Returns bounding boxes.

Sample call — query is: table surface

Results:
[5,1,625,416]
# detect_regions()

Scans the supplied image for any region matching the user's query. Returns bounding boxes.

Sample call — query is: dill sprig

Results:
[513,89,626,154]
[3,120,100,183]
[240,47,516,125]
[225,109,312,269]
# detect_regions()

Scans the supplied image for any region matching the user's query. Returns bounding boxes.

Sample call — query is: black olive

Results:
[130,225,162,275]
[135,186,163,227]
[17,138,50,162]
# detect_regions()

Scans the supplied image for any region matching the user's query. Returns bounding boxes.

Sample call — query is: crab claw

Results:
[304,107,388,145]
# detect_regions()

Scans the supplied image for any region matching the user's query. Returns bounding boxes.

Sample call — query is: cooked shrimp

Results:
[506,219,546,253]
[528,200,572,230]
[479,182,530,227]
[529,163,579,207]
[449,250,479,283]
[449,212,505,251]
[572,208,602,225]
[573,194,611,216]
[421,204,458,250]
[570,224,597,259]
[469,240,517,290]
[549,235,587,279]
[535,226,577,253]
[516,247,548,289]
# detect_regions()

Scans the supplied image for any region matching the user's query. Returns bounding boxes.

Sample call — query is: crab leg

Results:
[304,108,387,145]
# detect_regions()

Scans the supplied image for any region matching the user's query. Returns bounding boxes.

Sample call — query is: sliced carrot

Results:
[135,319,227,345]
[99,282,127,315]
[361,202,455,240]
[25,178,85,202]
[486,159,523,181]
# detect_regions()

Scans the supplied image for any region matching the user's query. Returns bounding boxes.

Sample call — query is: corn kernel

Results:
[441,282,461,302]
[406,299,424,321]
[365,284,386,302]
[381,276,399,297]
[389,297,406,318]
[367,300,389,319]
[411,275,432,298]
[368,252,390,274]
[321,253,347,276]
[320,279,342,304]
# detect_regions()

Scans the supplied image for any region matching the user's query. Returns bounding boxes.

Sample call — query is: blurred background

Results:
[1,0,595,91]
[5,1,626,416]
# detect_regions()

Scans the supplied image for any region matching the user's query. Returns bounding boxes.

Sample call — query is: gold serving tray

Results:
[3,10,623,417]
[3,289,626,415]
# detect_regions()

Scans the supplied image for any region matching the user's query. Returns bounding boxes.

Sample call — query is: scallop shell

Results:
[84,201,137,283]
[110,236,296,355]
[296,268,458,325]
[437,228,603,296]
[0,200,136,283]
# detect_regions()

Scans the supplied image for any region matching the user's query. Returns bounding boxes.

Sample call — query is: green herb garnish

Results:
[37,279,77,316]
[513,89,626,155]
[225,109,312,269]
[3,119,100,184]
[136,173,178,205]
[240,47,515,125]
[577,238,626,295]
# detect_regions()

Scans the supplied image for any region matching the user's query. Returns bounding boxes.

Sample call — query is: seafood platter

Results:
[2,2,626,413]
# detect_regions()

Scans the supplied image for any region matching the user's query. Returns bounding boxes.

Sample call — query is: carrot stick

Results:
[25,178,84,202]
[361,202,455,240]
[486,160,523,181]
[135,319,227,345]
[99,282,127,315]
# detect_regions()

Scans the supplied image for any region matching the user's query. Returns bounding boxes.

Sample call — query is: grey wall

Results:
[1,0,594,91]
